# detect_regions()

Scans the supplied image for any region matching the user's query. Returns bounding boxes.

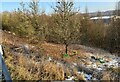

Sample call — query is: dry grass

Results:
[2,31,88,81]
[101,68,120,82]
[3,30,87,65]
[41,42,86,64]
[4,30,119,81]
[2,32,65,80]
[37,61,64,80]
[3,41,87,80]
[102,72,111,81]
[4,50,65,80]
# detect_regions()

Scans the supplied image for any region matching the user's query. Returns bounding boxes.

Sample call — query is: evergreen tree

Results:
[52,0,80,54]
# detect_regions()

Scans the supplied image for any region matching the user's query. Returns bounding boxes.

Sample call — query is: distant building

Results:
[90,15,120,24]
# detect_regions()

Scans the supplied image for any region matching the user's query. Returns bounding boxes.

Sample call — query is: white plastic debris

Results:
[97,68,103,71]
[48,57,52,61]
[77,71,81,74]
[66,76,75,80]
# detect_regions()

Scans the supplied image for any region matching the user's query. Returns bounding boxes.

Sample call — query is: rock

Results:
[12,32,15,35]
[23,44,30,54]
[8,31,11,34]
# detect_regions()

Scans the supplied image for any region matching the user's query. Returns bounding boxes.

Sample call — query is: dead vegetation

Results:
[2,30,119,81]
[4,50,65,80]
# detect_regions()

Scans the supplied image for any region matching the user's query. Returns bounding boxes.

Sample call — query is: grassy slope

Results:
[1,30,119,81]
[2,30,86,80]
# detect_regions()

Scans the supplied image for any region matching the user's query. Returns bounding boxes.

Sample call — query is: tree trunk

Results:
[65,44,68,54]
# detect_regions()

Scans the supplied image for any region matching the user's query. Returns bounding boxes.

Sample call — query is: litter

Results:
[48,57,52,61]
[99,58,105,63]
[66,76,75,80]
[97,68,103,71]
[77,71,81,74]
[63,54,69,58]
[85,74,92,80]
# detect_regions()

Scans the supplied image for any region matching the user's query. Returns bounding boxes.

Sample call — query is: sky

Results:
[0,0,118,14]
